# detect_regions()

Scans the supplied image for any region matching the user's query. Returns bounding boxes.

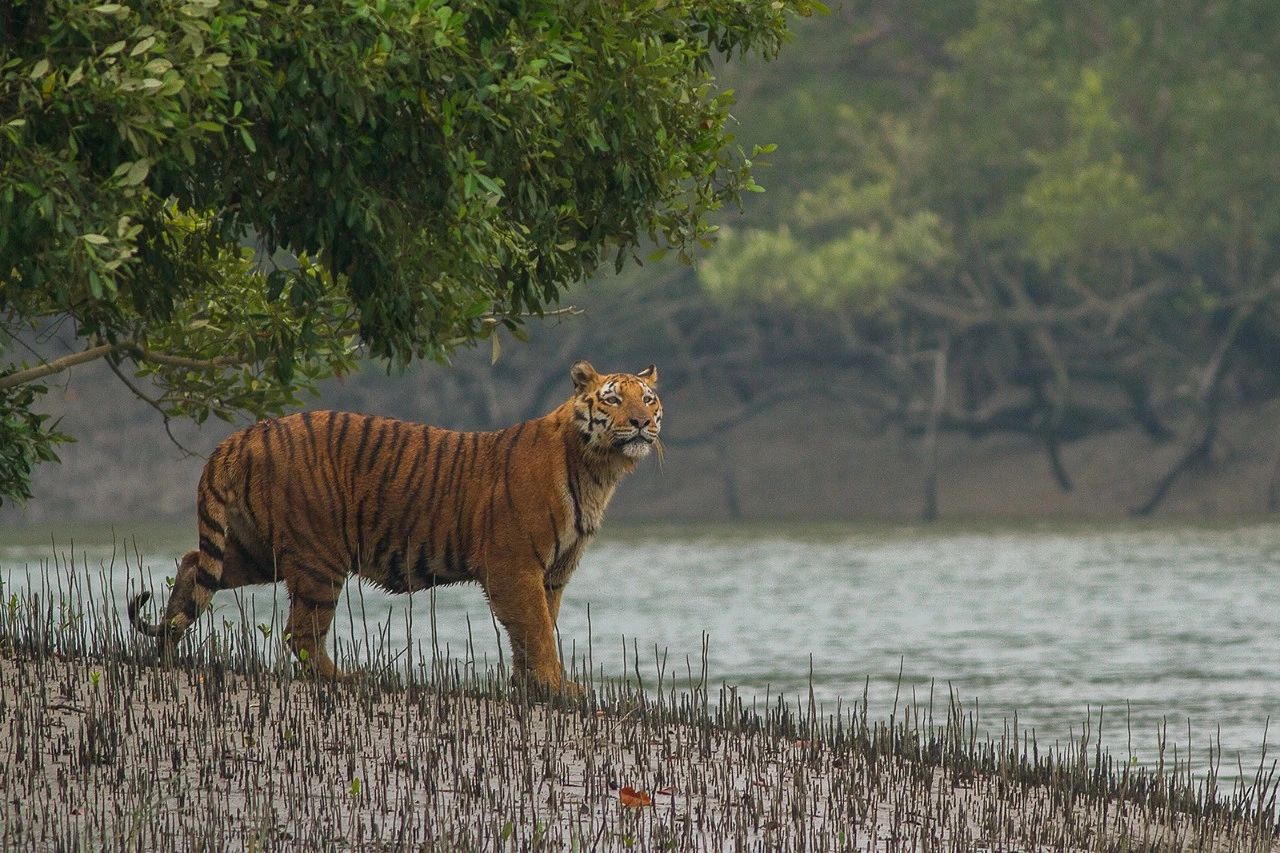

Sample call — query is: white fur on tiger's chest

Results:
[557,479,617,547]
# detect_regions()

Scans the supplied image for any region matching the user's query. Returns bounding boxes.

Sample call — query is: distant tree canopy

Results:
[702,0,1280,513]
[0,0,820,504]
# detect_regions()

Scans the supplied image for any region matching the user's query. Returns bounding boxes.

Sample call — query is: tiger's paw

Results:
[557,679,585,699]
[514,672,586,705]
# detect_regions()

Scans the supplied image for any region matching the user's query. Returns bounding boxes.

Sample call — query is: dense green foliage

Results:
[9,0,1275,515]
[701,1,1280,508]
[0,0,818,504]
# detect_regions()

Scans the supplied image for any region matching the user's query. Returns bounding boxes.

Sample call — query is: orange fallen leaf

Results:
[618,786,651,808]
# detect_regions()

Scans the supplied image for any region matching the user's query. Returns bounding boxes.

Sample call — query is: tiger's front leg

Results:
[486,569,580,695]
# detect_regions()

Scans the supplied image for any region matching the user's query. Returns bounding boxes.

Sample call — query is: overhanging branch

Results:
[0,344,117,390]
[0,341,245,391]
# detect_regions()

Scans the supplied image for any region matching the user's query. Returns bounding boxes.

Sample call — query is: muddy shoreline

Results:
[3,639,1277,851]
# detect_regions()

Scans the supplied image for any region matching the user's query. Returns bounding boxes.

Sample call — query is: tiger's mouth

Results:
[614,433,656,458]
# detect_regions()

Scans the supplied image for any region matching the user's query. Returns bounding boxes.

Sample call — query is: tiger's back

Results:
[210,411,512,594]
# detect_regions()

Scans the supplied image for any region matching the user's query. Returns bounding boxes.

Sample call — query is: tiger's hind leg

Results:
[282,561,348,679]
[127,533,274,659]
[128,494,241,657]
[127,549,218,658]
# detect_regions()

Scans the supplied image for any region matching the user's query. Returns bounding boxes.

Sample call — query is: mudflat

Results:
[2,643,1276,851]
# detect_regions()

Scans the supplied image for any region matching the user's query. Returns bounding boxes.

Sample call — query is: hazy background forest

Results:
[9,0,1280,524]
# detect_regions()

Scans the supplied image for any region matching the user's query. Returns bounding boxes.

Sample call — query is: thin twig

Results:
[103,357,203,459]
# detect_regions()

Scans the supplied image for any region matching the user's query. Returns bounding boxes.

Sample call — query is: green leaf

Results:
[130,36,157,57]
[475,174,503,196]
[121,159,150,186]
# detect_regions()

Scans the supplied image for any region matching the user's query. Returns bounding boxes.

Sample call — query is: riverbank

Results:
[3,616,1277,850]
[8,351,1280,526]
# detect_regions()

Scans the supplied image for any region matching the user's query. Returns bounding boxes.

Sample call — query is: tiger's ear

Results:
[636,364,658,385]
[570,360,600,390]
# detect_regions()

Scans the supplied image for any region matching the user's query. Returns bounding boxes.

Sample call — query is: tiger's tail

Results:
[126,590,170,638]
[130,453,235,650]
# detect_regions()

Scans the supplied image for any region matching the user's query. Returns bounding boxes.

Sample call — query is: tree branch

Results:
[893,279,1167,332]
[129,346,241,371]
[0,343,116,390]
[1133,300,1259,516]
[921,337,949,522]
[665,384,876,449]
[103,357,202,459]
[1,340,246,392]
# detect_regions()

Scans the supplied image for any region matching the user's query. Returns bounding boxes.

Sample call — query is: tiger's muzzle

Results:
[613,427,658,457]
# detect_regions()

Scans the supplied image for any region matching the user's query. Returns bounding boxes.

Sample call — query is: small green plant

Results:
[89,670,100,689]
[257,623,272,640]
[349,777,362,799]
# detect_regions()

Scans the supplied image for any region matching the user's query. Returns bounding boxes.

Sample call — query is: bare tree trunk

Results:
[1024,382,1075,491]
[714,442,742,520]
[1134,303,1254,516]
[1043,418,1074,492]
[922,339,949,522]
[1133,393,1221,517]
[1267,446,1280,513]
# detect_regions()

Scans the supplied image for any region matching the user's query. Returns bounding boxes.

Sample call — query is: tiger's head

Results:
[570,361,662,460]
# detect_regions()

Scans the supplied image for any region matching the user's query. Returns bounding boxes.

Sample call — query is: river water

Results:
[3,521,1278,780]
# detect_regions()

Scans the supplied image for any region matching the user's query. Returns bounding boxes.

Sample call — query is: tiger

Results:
[128,360,662,692]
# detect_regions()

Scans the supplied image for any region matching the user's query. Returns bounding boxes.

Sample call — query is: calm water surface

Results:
[3,521,1278,778]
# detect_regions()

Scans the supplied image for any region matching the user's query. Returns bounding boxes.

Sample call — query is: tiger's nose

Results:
[629,417,651,429]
